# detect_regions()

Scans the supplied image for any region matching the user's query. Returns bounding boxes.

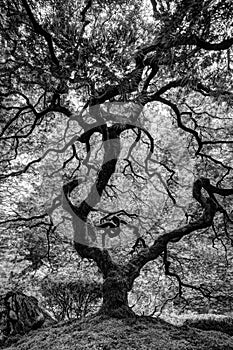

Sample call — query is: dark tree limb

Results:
[0,214,48,226]
[192,35,233,51]
[124,178,231,286]
[163,245,212,298]
[21,0,59,66]
[62,124,124,271]
[64,122,232,293]
[73,241,116,278]
[62,122,155,277]
[80,0,92,22]
[155,96,203,154]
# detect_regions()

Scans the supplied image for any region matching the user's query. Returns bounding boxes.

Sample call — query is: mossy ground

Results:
[2,315,233,350]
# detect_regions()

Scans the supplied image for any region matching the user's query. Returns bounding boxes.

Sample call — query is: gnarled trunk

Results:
[98,271,135,318]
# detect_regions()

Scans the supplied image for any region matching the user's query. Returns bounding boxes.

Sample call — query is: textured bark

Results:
[98,269,135,318]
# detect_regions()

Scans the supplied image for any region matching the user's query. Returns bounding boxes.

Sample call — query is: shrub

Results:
[40,278,102,321]
[183,314,233,336]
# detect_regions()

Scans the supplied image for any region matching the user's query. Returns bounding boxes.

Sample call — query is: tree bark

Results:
[98,269,135,318]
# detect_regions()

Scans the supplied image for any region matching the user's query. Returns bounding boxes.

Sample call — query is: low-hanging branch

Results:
[124,177,233,285]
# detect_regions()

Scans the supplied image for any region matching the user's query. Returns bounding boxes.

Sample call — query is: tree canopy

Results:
[0,0,233,318]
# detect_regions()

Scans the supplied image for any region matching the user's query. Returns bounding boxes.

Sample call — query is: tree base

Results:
[97,304,136,319]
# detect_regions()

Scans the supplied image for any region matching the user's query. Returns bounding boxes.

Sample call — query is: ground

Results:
[2,315,233,350]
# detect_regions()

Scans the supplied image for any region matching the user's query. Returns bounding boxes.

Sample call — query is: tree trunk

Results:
[98,271,135,318]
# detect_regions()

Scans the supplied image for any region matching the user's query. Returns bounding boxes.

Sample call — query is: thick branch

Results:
[193,35,233,51]
[21,0,59,66]
[80,0,92,22]
[125,178,231,285]
[62,123,155,274]
[0,214,48,226]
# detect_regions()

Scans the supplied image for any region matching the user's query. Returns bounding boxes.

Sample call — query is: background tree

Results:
[0,0,233,318]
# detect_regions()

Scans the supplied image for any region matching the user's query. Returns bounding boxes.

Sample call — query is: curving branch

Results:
[125,178,233,286]
[155,96,203,154]
[21,0,59,66]
[192,35,233,51]
[163,245,212,298]
[61,122,155,274]
[139,35,233,60]
[80,0,92,22]
[0,214,48,226]
[62,179,112,273]
[62,124,125,273]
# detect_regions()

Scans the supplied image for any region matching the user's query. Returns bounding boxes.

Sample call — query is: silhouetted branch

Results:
[21,0,59,66]
[125,178,232,284]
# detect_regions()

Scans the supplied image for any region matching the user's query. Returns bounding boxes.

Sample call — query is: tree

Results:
[0,0,233,318]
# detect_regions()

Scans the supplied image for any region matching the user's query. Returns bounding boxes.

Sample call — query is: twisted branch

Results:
[125,178,232,285]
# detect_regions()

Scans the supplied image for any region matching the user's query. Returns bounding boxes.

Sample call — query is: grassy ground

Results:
[2,314,233,350]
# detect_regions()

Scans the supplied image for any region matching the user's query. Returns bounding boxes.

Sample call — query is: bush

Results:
[40,278,102,321]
